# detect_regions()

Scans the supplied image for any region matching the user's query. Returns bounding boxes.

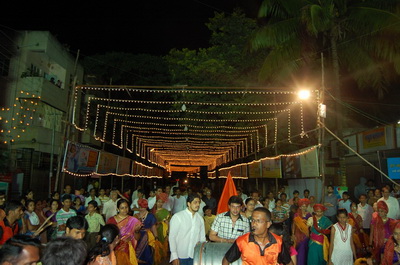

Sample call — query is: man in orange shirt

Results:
[222,207,291,265]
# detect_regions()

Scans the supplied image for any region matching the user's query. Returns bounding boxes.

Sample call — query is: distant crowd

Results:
[0,179,399,265]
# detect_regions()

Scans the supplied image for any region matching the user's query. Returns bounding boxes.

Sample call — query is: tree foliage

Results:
[165,9,268,86]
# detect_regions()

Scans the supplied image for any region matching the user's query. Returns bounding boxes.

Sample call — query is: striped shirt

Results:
[56,208,77,237]
[211,211,250,240]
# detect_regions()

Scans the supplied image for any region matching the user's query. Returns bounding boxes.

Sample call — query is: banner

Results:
[283,156,301,178]
[248,161,261,178]
[261,158,282,178]
[63,141,99,173]
[117,157,131,175]
[299,147,319,177]
[97,152,118,174]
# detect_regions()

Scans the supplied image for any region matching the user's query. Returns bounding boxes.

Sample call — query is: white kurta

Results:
[331,223,353,265]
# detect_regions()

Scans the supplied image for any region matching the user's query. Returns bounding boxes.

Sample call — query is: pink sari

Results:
[107,216,141,265]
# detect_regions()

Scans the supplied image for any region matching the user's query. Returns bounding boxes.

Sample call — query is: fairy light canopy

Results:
[72,85,318,173]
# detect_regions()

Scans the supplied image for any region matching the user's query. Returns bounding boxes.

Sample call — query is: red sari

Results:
[107,216,141,265]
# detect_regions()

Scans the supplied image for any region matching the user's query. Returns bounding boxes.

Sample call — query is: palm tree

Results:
[250,0,400,133]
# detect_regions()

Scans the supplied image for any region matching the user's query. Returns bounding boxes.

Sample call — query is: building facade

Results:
[0,30,84,199]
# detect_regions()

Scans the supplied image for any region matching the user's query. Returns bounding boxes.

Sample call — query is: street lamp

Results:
[298,89,311,100]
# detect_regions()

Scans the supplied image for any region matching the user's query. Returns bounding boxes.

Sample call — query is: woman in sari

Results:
[153,192,170,260]
[306,204,332,265]
[107,199,141,265]
[292,198,311,265]
[348,201,369,258]
[381,221,400,265]
[135,198,157,265]
[369,200,397,264]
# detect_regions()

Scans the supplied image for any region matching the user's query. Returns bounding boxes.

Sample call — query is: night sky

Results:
[2,1,261,56]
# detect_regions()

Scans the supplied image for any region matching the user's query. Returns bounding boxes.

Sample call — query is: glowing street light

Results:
[298,89,311,100]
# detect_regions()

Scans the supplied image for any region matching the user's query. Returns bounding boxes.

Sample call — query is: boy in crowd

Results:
[56,194,77,237]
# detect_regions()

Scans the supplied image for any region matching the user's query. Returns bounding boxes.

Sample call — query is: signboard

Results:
[363,127,386,149]
[261,158,282,178]
[97,152,118,174]
[387,157,400,180]
[117,157,131,175]
[63,141,99,173]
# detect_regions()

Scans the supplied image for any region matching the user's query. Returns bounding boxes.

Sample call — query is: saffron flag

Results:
[216,171,238,214]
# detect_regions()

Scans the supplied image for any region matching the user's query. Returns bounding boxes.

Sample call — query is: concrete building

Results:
[0,30,84,199]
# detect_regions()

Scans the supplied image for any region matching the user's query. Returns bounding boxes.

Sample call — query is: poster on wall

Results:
[97,152,118,174]
[299,147,319,178]
[363,127,386,149]
[261,158,282,178]
[117,157,131,176]
[62,141,99,173]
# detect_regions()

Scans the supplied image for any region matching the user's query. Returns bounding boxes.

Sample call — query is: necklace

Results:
[337,223,349,242]
[139,211,148,222]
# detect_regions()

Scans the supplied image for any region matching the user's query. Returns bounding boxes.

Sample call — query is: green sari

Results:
[155,208,170,243]
[307,215,332,265]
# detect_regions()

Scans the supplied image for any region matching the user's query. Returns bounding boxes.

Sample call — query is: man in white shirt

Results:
[131,185,142,202]
[84,188,101,208]
[147,189,157,210]
[162,185,174,212]
[357,194,373,233]
[169,193,206,265]
[102,190,119,221]
[172,187,186,215]
[378,187,400,219]
[130,189,145,215]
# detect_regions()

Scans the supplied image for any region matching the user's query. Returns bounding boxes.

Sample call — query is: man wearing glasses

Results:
[222,207,291,265]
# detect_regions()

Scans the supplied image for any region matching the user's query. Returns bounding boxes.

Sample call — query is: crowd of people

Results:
[0,180,399,265]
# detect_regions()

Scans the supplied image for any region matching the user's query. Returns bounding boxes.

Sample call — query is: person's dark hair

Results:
[245,198,255,205]
[66,215,89,230]
[117,199,129,209]
[61,194,72,202]
[25,199,35,209]
[41,237,87,265]
[293,190,299,195]
[5,200,23,216]
[269,223,293,257]
[89,188,96,193]
[228,195,243,206]
[173,187,179,193]
[279,193,287,198]
[337,208,348,216]
[186,193,200,204]
[342,191,349,197]
[87,200,98,208]
[253,207,272,221]
[327,185,334,189]
[87,224,119,263]
[303,189,310,193]
[137,189,145,195]
[275,198,282,204]
[203,205,210,213]
[0,234,41,264]
[359,194,367,199]
[49,199,59,209]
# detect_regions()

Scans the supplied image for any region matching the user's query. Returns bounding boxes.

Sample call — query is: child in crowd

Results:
[55,194,77,237]
[72,196,86,216]
[87,224,120,265]
[85,200,105,250]
[269,223,297,265]
[24,199,40,236]
[329,208,357,265]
